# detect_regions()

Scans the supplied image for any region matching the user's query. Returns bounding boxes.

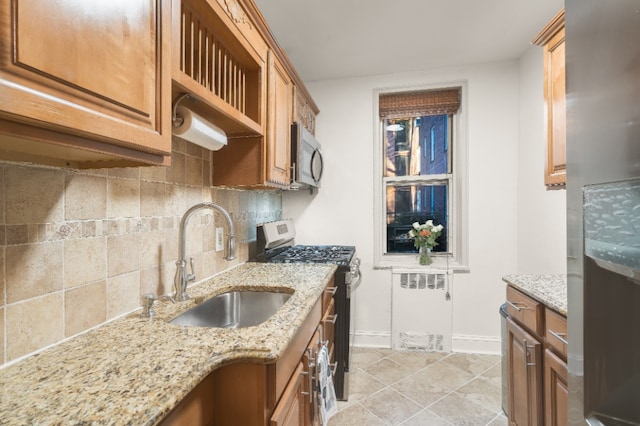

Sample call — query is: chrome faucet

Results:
[174,202,236,301]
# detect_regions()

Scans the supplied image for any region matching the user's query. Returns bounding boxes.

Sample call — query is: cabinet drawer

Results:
[545,308,568,359]
[506,286,543,336]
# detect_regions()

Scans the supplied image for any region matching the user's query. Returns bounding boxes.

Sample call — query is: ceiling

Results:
[253,0,564,82]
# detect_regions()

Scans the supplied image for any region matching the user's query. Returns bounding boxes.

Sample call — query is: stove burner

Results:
[265,245,355,266]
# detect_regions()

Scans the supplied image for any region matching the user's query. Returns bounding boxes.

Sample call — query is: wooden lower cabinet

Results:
[161,278,335,426]
[506,317,543,426]
[301,329,321,426]
[270,362,306,426]
[544,349,568,426]
[505,285,568,426]
[160,373,216,426]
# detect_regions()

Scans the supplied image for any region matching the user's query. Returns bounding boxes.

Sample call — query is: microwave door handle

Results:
[290,161,296,183]
[311,149,324,183]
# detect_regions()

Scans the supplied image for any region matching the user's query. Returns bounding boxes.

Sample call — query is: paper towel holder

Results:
[171,93,228,151]
[172,93,192,128]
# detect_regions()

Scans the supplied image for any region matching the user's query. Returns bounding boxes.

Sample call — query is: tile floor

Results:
[329,347,508,426]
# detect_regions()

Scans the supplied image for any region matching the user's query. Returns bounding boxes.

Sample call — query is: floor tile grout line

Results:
[356,353,492,394]
[356,365,482,420]
[338,349,504,426]
[355,401,393,426]
[449,389,504,417]
[399,407,456,426]
[366,356,503,418]
[485,411,508,425]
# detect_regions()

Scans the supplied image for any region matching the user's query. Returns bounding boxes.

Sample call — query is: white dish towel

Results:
[317,343,338,425]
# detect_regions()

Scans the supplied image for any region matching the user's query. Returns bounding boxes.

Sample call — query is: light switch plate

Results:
[215,227,224,252]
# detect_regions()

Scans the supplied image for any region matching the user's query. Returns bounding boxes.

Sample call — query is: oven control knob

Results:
[350,257,361,274]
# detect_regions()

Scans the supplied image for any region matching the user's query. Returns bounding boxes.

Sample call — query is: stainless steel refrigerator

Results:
[566,1,640,425]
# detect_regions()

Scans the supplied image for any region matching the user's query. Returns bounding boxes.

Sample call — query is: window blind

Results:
[379,87,461,118]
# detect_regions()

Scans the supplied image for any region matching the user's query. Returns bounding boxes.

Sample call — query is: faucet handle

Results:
[226,235,236,260]
[187,257,196,282]
[141,293,156,318]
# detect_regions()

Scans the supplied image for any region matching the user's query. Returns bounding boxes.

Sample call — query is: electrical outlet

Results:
[215,227,224,252]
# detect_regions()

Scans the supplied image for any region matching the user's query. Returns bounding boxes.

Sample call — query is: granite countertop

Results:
[502,274,567,315]
[0,262,337,426]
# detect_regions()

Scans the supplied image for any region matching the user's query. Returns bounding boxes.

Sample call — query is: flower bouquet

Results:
[408,220,443,265]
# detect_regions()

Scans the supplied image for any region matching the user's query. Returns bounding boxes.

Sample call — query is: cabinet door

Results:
[543,26,566,187]
[303,329,321,426]
[544,349,568,426]
[266,51,292,187]
[294,86,317,135]
[507,317,543,426]
[321,298,336,361]
[270,362,306,426]
[161,373,215,426]
[0,0,171,165]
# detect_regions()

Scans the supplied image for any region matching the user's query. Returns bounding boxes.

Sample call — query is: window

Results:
[374,85,468,269]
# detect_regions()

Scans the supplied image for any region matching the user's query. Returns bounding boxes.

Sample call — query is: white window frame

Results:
[373,82,469,271]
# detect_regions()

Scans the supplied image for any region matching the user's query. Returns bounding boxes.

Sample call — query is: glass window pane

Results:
[384,115,449,177]
[386,183,448,253]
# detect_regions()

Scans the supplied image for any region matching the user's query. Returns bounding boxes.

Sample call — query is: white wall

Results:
[284,52,566,354]
[517,48,567,273]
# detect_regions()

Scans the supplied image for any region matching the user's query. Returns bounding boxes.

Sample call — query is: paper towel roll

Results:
[173,106,228,151]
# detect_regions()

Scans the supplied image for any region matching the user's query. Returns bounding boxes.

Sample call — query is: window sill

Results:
[374,254,470,272]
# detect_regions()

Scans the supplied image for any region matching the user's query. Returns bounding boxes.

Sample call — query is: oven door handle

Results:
[347,269,362,299]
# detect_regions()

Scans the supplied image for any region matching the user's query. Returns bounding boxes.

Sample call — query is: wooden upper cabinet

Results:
[171,0,267,137]
[266,51,292,187]
[294,85,319,135]
[0,0,172,168]
[533,9,566,189]
[179,0,320,189]
[209,49,293,189]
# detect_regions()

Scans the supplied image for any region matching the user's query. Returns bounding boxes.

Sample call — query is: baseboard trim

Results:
[352,331,392,348]
[452,334,501,355]
[351,332,501,355]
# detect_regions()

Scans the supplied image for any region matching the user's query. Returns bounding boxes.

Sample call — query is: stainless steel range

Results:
[254,219,361,401]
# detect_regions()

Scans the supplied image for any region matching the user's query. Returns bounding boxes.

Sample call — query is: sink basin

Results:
[169,290,291,328]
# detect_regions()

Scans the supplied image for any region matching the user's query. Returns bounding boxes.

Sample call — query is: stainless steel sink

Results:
[169,290,291,328]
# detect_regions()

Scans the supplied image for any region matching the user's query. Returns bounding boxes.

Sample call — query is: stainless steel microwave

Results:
[290,122,323,189]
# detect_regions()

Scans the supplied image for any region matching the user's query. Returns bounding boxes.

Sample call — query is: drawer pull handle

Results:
[548,329,568,345]
[507,300,532,312]
[325,286,337,296]
[322,314,338,325]
[300,360,310,395]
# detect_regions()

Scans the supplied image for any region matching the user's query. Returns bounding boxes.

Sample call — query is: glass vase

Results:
[418,246,432,265]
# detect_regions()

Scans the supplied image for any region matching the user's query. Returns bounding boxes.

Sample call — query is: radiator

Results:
[391,269,453,352]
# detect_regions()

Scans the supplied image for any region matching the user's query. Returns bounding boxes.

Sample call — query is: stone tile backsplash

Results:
[0,138,282,366]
